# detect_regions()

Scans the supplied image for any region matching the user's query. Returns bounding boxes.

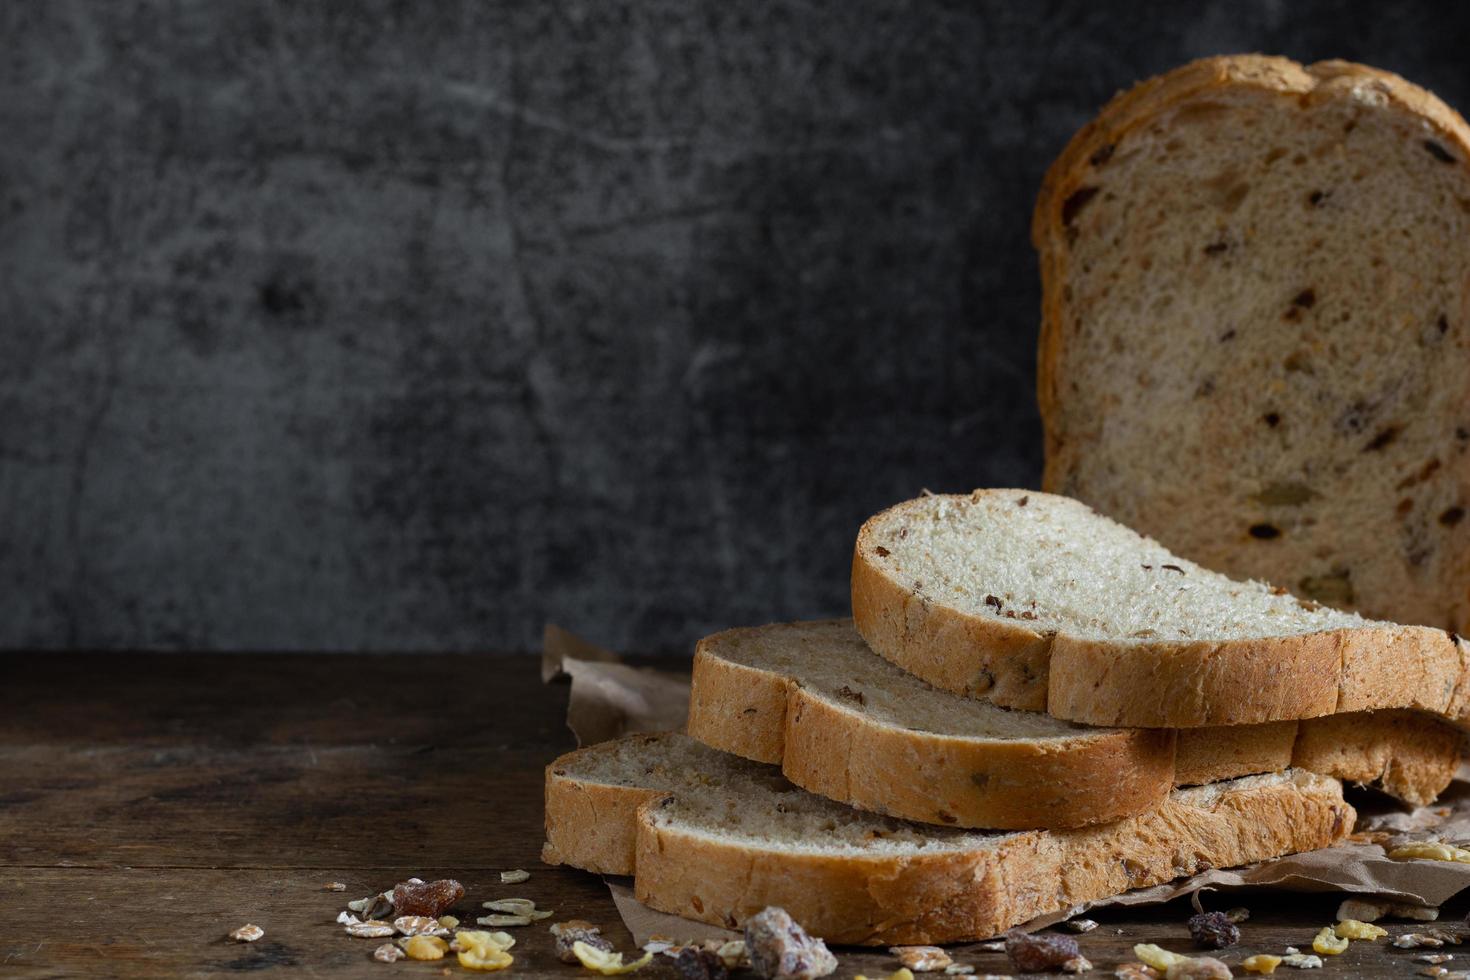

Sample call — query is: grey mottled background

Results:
[4,1,1468,653]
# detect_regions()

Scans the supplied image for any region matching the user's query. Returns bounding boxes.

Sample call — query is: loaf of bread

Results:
[1032,54,1470,632]
[688,619,1460,820]
[542,733,1353,944]
[852,489,1470,727]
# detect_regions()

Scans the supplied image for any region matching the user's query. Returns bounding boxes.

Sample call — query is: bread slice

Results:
[688,618,1175,829]
[1032,54,1470,633]
[851,490,1470,728]
[543,733,1353,944]
[690,619,1461,817]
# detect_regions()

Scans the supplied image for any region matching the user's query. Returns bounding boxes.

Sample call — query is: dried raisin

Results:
[392,878,464,918]
[1003,929,1081,973]
[1187,911,1240,949]
[676,947,730,980]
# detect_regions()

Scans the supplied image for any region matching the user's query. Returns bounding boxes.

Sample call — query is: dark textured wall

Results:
[4,2,1468,653]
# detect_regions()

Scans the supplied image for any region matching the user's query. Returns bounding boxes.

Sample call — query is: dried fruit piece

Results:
[439,915,459,929]
[394,915,449,937]
[229,924,264,943]
[400,935,448,961]
[1134,945,1188,972]
[1241,955,1281,975]
[501,869,531,884]
[346,920,397,939]
[457,931,515,972]
[392,878,464,918]
[890,946,952,971]
[374,943,405,963]
[677,947,730,980]
[573,940,654,975]
[1280,952,1322,969]
[1390,842,1470,863]
[1064,919,1098,933]
[1188,911,1240,949]
[1311,927,1348,955]
[1333,919,1386,940]
[745,907,838,980]
[1005,930,1082,973]
[1163,957,1230,979]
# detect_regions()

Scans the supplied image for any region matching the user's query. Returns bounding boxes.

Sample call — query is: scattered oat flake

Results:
[1399,934,1449,949]
[479,914,533,927]
[395,915,449,936]
[501,869,530,884]
[337,911,360,925]
[942,965,974,976]
[1280,952,1322,969]
[1225,907,1251,923]
[890,946,952,972]
[374,942,405,963]
[323,881,347,891]
[573,940,654,975]
[346,920,397,939]
[1114,965,1161,980]
[712,940,747,969]
[229,924,264,943]
[976,941,1005,952]
[1419,954,1456,964]
[348,896,375,913]
[484,898,537,915]
[1063,918,1098,933]
[854,970,912,980]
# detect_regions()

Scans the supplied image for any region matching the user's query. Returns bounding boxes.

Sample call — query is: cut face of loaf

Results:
[543,733,1353,944]
[1032,54,1470,632]
[688,619,1460,821]
[852,489,1470,727]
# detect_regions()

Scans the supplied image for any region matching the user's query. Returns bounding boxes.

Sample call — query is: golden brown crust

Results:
[1175,721,1297,785]
[1294,711,1464,807]
[687,629,1175,829]
[632,772,1353,944]
[1034,55,1470,633]
[852,491,1470,728]
[541,760,664,875]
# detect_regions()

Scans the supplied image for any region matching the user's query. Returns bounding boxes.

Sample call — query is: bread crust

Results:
[852,490,1470,728]
[1033,55,1470,633]
[688,626,1176,829]
[1293,711,1464,807]
[631,771,1352,944]
[1174,721,1297,785]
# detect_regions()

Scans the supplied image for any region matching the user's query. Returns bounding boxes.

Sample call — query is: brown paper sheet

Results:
[544,624,1470,943]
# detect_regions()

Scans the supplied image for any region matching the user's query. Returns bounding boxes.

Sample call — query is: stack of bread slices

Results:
[544,490,1468,944]
[543,55,1470,946]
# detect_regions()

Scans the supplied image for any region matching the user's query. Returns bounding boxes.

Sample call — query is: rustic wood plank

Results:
[3,652,1467,977]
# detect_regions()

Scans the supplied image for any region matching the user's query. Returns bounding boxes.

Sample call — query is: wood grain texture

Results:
[2,652,1465,977]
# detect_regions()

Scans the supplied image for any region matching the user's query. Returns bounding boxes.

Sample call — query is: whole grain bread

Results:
[690,619,1461,815]
[543,733,1353,944]
[1032,54,1470,633]
[851,489,1470,727]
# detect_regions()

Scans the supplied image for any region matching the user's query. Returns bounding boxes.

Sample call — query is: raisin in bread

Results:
[1033,54,1470,632]
[543,733,1353,944]
[689,619,1460,816]
[851,490,1470,727]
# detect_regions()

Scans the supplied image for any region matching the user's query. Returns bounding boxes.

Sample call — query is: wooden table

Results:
[4,653,1464,978]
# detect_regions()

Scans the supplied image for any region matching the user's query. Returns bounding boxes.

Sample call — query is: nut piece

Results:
[392,878,464,918]
[229,924,264,943]
[554,922,614,963]
[1240,955,1280,975]
[1333,919,1386,940]
[394,915,449,937]
[1279,953,1322,969]
[1134,945,1188,972]
[1064,919,1099,933]
[572,940,654,975]
[400,935,449,961]
[500,869,531,884]
[1188,912,1240,949]
[890,946,953,972]
[676,947,730,980]
[346,920,397,939]
[1311,927,1348,955]
[1005,930,1082,973]
[373,943,405,963]
[745,907,838,980]
[1164,957,1231,980]
[1390,843,1470,863]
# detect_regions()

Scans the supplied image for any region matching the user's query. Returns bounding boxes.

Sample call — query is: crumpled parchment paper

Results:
[543,624,1470,944]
